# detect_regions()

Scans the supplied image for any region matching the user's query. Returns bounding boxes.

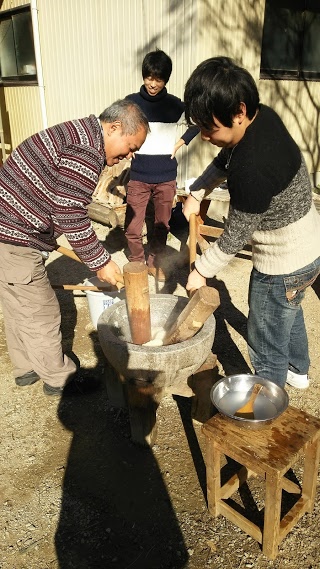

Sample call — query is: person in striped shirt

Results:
[0,99,148,396]
[125,49,199,281]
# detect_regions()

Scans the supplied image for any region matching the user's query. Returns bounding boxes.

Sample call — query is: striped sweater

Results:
[190,105,320,276]
[126,86,198,183]
[0,115,110,271]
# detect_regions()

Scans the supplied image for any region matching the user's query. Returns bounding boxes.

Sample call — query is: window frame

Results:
[0,3,38,86]
[260,0,320,82]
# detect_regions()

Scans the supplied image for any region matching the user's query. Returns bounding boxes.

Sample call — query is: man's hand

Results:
[171,138,185,159]
[186,268,206,292]
[96,260,122,286]
[183,195,200,221]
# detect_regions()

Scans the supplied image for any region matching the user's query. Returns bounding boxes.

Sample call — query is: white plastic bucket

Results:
[85,277,125,328]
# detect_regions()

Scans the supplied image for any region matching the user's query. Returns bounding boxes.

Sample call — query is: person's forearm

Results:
[175,138,185,151]
[190,163,226,202]
[171,138,185,158]
[195,242,235,278]
[194,206,262,278]
[56,211,111,271]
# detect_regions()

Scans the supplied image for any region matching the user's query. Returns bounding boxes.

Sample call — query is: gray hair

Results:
[99,99,149,135]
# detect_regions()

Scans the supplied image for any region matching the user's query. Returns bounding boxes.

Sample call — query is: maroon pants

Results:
[125,180,176,266]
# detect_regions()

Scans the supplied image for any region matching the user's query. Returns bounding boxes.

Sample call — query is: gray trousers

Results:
[0,243,77,387]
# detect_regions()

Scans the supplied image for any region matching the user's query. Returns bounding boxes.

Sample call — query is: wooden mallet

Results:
[56,245,124,288]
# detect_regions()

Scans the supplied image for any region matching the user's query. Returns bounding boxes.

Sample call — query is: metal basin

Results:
[210,374,289,428]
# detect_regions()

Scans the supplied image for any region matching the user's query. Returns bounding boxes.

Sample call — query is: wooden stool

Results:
[202,406,320,559]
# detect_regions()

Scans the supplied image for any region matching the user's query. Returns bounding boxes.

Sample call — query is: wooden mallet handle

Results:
[123,261,151,345]
[163,285,220,346]
[56,245,124,286]
[189,212,197,272]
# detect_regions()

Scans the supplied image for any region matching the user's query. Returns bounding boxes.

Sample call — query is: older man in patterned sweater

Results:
[0,99,148,396]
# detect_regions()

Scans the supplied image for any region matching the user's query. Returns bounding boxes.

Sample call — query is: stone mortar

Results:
[97,294,216,393]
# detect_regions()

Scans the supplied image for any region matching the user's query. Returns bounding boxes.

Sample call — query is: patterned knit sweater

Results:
[126,86,198,183]
[0,115,110,271]
[190,104,320,277]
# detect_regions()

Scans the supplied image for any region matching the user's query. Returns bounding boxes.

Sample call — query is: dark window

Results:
[0,4,37,86]
[260,0,320,81]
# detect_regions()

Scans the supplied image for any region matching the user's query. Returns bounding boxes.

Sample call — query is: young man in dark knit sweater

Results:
[183,56,320,390]
[125,49,199,281]
[0,99,148,396]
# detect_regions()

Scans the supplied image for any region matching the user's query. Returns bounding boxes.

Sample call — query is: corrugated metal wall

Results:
[36,0,199,186]
[1,0,319,181]
[2,86,43,151]
[37,0,198,118]
[195,0,320,180]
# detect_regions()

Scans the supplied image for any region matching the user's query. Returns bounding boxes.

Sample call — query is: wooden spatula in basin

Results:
[234,383,264,419]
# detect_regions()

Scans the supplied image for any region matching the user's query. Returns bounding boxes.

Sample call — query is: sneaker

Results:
[148,266,166,282]
[43,383,64,397]
[15,370,41,386]
[286,369,310,389]
[43,373,101,397]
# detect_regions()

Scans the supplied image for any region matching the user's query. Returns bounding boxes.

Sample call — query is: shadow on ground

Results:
[48,223,253,568]
[55,376,189,569]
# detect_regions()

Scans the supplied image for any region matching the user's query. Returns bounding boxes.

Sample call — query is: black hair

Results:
[184,56,260,129]
[142,49,172,84]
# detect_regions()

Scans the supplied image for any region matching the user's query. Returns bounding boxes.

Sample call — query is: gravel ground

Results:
[1,204,320,569]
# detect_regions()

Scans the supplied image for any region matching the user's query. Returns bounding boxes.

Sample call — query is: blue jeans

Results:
[247,257,320,387]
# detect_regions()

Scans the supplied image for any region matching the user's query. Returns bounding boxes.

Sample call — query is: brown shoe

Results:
[148,266,166,282]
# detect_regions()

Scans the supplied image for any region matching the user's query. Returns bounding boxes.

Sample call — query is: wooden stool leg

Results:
[302,439,320,511]
[206,439,221,516]
[263,472,282,559]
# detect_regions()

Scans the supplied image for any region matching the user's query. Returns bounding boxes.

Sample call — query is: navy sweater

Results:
[126,86,198,183]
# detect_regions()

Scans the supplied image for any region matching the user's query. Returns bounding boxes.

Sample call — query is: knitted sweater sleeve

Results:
[189,161,227,200]
[181,125,199,145]
[54,144,110,271]
[195,206,262,277]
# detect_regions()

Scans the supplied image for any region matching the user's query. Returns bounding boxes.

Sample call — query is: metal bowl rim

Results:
[210,374,289,424]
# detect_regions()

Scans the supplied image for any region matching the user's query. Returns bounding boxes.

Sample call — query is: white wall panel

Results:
[37,1,197,121]
[1,0,319,180]
[4,86,43,150]
[36,0,198,184]
[1,0,26,8]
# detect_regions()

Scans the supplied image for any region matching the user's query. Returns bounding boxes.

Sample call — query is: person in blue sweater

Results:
[125,49,199,281]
